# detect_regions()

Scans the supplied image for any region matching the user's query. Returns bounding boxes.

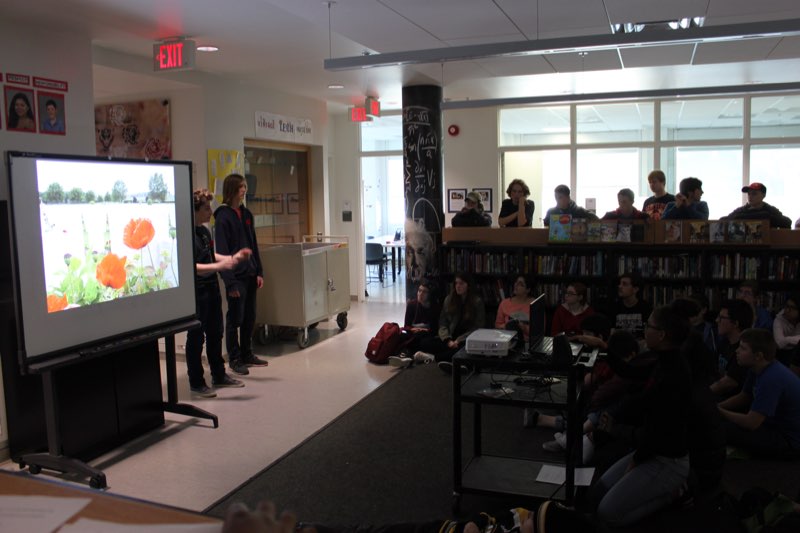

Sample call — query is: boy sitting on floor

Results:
[718,328,800,458]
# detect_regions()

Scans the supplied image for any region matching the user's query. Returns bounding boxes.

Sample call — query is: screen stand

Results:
[162,335,219,428]
[19,370,108,489]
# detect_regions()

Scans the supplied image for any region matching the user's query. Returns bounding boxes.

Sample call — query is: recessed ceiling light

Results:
[328,84,344,89]
[197,46,219,52]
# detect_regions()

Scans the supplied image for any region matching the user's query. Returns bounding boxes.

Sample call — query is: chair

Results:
[366,242,387,284]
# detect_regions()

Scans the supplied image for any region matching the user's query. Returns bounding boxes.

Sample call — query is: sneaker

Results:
[190,385,217,398]
[413,351,435,364]
[542,440,563,452]
[242,354,269,367]
[522,408,539,428]
[229,359,250,375]
[388,356,412,368]
[213,374,245,388]
[437,361,453,374]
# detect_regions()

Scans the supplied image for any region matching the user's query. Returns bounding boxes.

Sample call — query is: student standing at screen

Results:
[498,179,535,227]
[214,174,269,376]
[186,189,249,397]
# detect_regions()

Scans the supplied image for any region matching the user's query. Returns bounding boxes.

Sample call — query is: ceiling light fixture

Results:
[328,84,344,89]
[197,45,219,52]
[324,18,800,71]
[611,17,705,34]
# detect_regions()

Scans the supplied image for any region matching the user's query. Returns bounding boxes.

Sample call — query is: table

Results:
[367,234,404,282]
[451,347,596,510]
[0,470,220,527]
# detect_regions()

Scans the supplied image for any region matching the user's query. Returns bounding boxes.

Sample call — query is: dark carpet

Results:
[205,362,800,532]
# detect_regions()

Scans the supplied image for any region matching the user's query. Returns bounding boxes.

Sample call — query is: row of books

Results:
[709,255,761,280]
[617,256,704,279]
[765,257,800,281]
[548,216,646,243]
[442,250,521,275]
[471,279,607,309]
[526,251,606,277]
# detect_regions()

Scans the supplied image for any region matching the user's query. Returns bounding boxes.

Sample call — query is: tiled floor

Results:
[1,280,406,512]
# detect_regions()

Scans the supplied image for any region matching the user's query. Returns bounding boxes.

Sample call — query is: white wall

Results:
[0,19,97,458]
[442,107,500,224]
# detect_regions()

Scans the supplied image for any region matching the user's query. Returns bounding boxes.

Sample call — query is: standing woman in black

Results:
[214,174,269,376]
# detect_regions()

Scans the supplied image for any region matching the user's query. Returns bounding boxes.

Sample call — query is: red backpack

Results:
[365,322,403,364]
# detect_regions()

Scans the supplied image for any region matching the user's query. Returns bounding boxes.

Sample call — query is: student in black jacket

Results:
[451,191,492,227]
[723,182,792,228]
[590,305,693,528]
[214,174,269,376]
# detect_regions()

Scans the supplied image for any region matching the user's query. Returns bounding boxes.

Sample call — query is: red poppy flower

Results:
[123,218,155,249]
[96,253,127,289]
[46,294,68,313]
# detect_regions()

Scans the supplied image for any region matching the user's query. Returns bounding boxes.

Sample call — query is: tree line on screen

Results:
[40,173,172,204]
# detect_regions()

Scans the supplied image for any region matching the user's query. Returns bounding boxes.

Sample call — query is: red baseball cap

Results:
[742,182,767,194]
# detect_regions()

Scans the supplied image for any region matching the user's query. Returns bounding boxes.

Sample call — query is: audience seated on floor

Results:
[718,328,800,459]
[606,272,651,341]
[494,273,535,341]
[774,292,800,352]
[737,280,774,330]
[388,279,441,368]
[710,299,754,400]
[550,281,594,336]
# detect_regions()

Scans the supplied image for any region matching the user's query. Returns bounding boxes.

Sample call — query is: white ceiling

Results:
[3,0,800,112]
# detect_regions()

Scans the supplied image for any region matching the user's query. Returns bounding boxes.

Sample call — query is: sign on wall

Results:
[254,111,313,144]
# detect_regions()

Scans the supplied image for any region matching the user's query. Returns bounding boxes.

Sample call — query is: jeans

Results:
[185,284,226,388]
[592,450,689,528]
[225,276,257,363]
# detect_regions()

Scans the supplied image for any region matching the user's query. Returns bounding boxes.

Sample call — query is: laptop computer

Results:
[527,294,574,370]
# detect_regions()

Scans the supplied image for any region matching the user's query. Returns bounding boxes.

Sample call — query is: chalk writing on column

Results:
[403,106,438,199]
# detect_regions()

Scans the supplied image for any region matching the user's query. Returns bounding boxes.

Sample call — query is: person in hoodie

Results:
[662,177,709,220]
[214,174,269,376]
[722,182,792,228]
[601,188,649,221]
[451,191,492,227]
[543,184,598,226]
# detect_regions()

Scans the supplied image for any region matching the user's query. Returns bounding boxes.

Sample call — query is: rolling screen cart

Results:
[256,236,350,348]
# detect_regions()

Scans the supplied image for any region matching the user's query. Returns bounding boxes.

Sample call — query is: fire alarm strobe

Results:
[448,125,460,136]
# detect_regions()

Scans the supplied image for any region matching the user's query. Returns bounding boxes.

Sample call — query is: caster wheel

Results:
[89,475,106,489]
[17,461,26,470]
[28,464,41,475]
[297,329,310,348]
[336,312,348,330]
[308,322,320,330]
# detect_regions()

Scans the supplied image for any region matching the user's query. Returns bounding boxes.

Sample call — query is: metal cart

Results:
[255,236,350,348]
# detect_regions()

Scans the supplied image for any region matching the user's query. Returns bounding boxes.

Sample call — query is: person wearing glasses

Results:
[710,299,754,400]
[498,179,534,227]
[591,305,693,528]
[551,282,594,336]
[494,274,535,340]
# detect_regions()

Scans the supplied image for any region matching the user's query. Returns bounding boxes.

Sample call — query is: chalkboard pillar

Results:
[402,85,444,299]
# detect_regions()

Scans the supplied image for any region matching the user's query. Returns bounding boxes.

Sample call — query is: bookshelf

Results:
[441,225,800,316]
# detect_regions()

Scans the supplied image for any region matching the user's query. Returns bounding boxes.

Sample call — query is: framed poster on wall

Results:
[447,188,466,213]
[472,188,493,212]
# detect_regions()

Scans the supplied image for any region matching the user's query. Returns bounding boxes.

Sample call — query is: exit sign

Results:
[153,39,196,71]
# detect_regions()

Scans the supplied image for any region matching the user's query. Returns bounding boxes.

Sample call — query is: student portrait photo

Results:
[4,86,36,132]
[38,91,66,134]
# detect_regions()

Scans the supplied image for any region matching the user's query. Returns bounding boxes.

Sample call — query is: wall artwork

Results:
[448,188,467,213]
[37,91,66,135]
[4,85,36,133]
[263,193,284,215]
[94,99,172,159]
[472,188,493,213]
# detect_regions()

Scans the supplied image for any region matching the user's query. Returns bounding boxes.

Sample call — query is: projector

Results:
[466,329,518,357]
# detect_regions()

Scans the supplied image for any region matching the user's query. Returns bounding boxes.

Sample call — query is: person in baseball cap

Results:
[451,191,492,227]
[723,181,791,228]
